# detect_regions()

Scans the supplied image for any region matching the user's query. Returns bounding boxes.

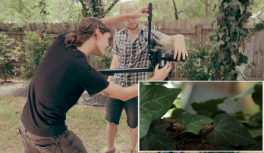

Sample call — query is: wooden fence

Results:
[0,18,263,78]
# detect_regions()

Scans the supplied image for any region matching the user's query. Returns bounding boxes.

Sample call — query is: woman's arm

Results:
[101,7,150,27]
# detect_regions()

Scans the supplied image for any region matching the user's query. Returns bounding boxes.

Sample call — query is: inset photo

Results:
[139,82,262,151]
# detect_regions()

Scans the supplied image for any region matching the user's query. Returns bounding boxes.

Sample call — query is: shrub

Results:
[0,32,20,82]
[20,31,53,79]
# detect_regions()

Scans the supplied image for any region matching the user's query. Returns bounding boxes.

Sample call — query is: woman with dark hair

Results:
[18,6,172,153]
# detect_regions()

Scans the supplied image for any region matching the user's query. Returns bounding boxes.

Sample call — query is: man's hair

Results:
[65,17,110,48]
[120,1,138,14]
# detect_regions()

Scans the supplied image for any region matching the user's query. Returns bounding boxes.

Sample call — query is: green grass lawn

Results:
[0,96,134,153]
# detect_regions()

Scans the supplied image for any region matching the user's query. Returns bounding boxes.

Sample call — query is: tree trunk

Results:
[104,0,119,16]
[79,0,119,18]
[205,0,208,17]
[172,0,179,20]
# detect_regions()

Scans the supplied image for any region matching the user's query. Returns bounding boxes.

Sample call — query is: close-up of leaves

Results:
[139,82,262,151]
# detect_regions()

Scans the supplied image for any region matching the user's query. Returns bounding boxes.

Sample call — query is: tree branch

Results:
[79,0,87,12]
[177,10,191,18]
[104,0,119,16]
[256,11,264,17]
[172,0,178,20]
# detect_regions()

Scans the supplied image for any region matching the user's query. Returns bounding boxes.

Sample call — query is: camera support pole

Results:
[97,3,170,80]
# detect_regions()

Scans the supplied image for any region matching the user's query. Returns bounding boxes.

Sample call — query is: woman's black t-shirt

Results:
[21,31,109,137]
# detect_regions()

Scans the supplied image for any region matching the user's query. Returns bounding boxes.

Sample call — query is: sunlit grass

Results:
[0,95,137,153]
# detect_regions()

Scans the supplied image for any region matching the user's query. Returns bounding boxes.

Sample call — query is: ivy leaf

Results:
[208,113,257,148]
[224,64,232,71]
[238,46,244,53]
[250,112,262,124]
[252,83,262,110]
[175,112,213,135]
[220,65,224,71]
[239,55,248,63]
[212,41,225,52]
[236,72,246,81]
[140,119,176,150]
[216,13,225,22]
[191,97,227,113]
[218,32,224,39]
[196,110,212,117]
[218,0,224,6]
[230,22,238,34]
[223,60,228,65]
[223,2,229,9]
[243,141,262,150]
[167,108,185,117]
[232,111,246,121]
[231,54,239,63]
[255,23,264,31]
[245,127,262,138]
[240,28,249,36]
[231,84,254,101]
[235,64,246,74]
[240,120,261,128]
[210,109,226,118]
[225,36,231,42]
[140,85,181,138]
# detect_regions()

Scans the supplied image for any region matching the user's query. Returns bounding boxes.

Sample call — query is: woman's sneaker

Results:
[130,149,138,153]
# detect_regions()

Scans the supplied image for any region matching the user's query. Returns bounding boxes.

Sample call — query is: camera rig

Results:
[98,3,185,80]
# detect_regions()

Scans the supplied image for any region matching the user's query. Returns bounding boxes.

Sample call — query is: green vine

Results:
[209,0,264,80]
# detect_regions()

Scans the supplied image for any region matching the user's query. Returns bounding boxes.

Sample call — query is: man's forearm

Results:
[101,14,134,27]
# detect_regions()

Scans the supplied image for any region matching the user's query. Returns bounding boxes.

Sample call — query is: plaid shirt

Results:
[111,24,164,87]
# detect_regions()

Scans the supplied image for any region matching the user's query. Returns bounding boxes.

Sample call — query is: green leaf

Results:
[230,22,238,34]
[225,36,231,42]
[191,97,227,113]
[243,141,262,150]
[175,112,213,135]
[218,32,224,39]
[245,127,262,138]
[255,23,264,31]
[217,13,225,22]
[238,46,244,53]
[220,65,224,71]
[218,0,224,6]
[240,28,249,36]
[239,55,248,63]
[223,2,229,9]
[252,83,262,109]
[167,108,185,117]
[210,109,226,118]
[231,85,255,101]
[196,110,212,117]
[224,64,232,71]
[212,41,225,52]
[235,64,246,73]
[140,119,176,150]
[231,54,239,63]
[223,60,229,65]
[240,120,261,128]
[140,85,181,138]
[208,113,257,148]
[230,9,237,16]
[250,112,262,124]
[232,111,246,121]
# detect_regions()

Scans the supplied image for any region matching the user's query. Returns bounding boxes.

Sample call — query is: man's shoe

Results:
[105,147,116,153]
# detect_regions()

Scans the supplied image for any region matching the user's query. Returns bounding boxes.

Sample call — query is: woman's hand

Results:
[130,6,154,19]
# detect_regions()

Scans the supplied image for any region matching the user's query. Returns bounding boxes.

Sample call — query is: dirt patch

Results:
[0,79,107,107]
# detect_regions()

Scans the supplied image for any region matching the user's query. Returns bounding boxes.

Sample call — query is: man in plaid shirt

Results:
[105,1,188,153]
